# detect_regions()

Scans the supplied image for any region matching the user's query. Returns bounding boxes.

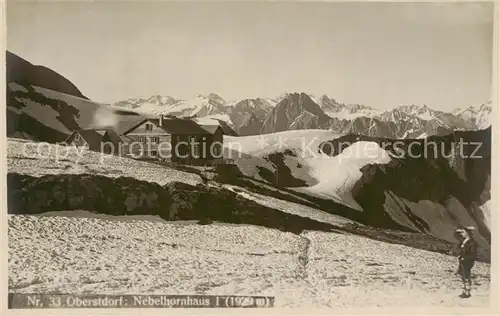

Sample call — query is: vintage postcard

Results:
[2,1,498,315]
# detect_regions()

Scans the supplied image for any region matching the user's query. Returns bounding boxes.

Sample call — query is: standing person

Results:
[451,232,462,275]
[454,227,477,298]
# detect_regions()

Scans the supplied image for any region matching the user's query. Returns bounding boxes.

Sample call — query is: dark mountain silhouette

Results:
[261,93,333,134]
[6,51,88,99]
[6,51,143,143]
[6,51,90,142]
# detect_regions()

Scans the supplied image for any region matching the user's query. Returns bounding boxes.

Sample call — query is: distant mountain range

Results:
[5,50,492,142]
[114,92,492,138]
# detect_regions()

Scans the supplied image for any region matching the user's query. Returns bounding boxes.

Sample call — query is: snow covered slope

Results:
[224,129,341,185]
[7,138,202,186]
[225,130,396,210]
[225,128,491,258]
[8,213,491,308]
[6,51,146,142]
[7,82,145,142]
[301,141,392,210]
[224,130,394,210]
[8,83,72,135]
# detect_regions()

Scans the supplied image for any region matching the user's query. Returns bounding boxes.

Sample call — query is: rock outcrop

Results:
[7,173,335,234]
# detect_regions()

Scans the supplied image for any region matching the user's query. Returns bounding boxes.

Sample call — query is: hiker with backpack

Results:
[454,227,477,298]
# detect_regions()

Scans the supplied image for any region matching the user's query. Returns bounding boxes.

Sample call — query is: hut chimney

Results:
[159,114,164,126]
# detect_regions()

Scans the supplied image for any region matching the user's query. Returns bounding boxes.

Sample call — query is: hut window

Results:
[193,143,200,157]
[145,123,153,131]
[213,144,222,157]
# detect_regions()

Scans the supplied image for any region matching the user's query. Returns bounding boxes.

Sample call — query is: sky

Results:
[7,1,494,111]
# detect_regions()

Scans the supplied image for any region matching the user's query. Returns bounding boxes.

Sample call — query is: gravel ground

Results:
[8,213,491,308]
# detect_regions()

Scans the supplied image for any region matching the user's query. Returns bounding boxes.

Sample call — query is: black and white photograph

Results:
[4,1,497,312]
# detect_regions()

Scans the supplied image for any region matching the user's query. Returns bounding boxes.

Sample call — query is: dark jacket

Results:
[459,238,477,262]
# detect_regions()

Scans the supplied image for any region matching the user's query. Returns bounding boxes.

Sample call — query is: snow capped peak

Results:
[317,94,338,103]
[271,92,291,103]
[145,95,179,106]
[112,95,180,109]
[378,101,491,132]
[397,104,429,113]
[197,93,227,105]
[473,101,492,128]
[455,101,491,115]
[233,98,275,110]
[389,104,442,121]
[112,91,491,138]
[453,100,492,129]
[112,92,230,121]
[378,108,413,121]
[478,100,492,111]
[306,93,320,105]
[453,106,475,116]
[311,95,381,120]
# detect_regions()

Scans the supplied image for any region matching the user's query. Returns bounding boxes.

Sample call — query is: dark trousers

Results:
[459,260,474,291]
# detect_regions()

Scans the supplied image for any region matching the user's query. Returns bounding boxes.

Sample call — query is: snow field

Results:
[225,130,392,210]
[8,213,304,297]
[8,213,491,308]
[8,138,202,186]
